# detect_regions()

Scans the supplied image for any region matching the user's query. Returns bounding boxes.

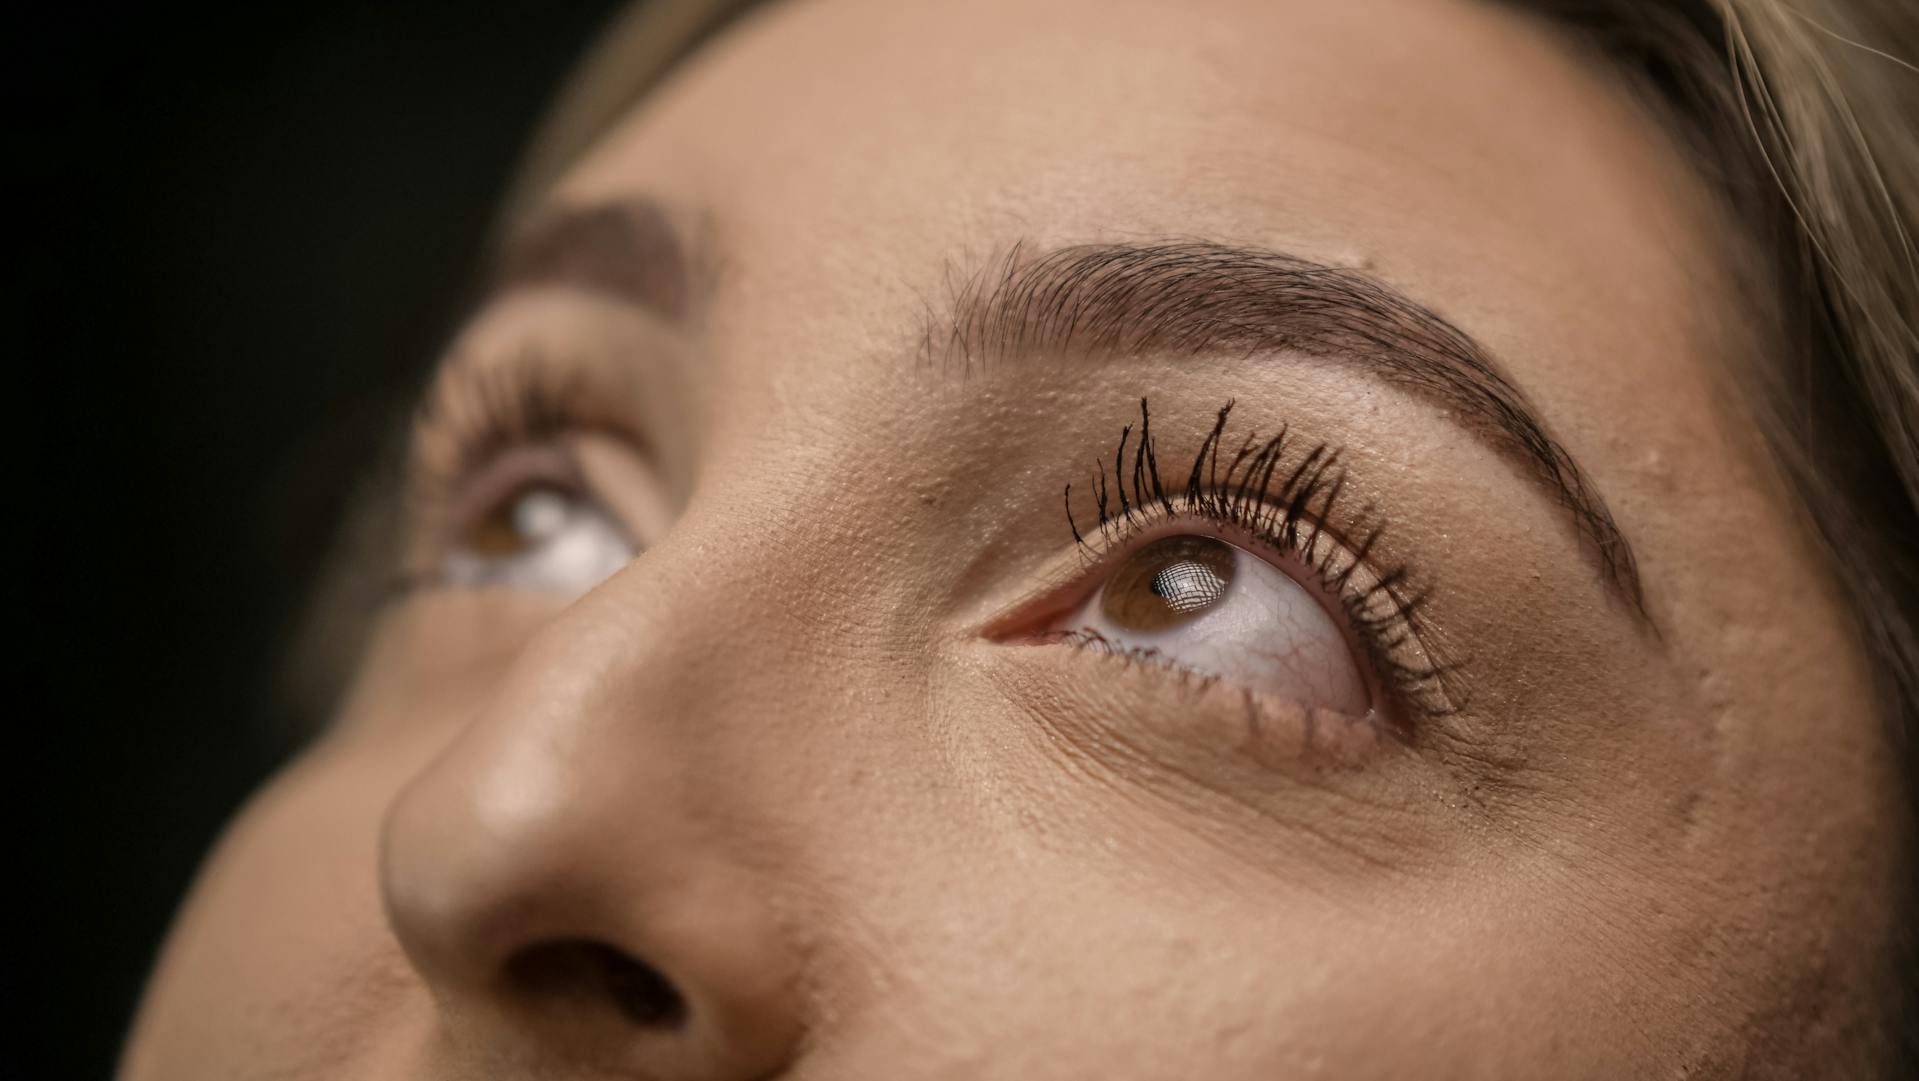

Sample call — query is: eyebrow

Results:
[490,199,691,322]
[923,240,1648,619]
[485,207,1645,620]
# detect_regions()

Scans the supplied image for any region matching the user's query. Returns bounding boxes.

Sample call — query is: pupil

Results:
[1101,535,1238,632]
[1150,560,1226,612]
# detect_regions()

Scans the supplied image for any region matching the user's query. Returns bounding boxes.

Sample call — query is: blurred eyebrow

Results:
[489,198,691,321]
[925,240,1648,619]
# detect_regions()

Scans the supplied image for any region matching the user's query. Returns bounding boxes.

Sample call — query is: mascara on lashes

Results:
[1060,398,1456,720]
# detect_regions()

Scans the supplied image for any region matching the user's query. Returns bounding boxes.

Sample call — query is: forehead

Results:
[549,0,1732,410]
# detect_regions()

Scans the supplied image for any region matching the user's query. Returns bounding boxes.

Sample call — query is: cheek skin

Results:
[850,651,1721,1078]
[120,741,430,1080]
[120,596,555,1081]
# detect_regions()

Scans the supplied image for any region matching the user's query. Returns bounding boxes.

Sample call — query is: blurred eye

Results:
[440,463,634,594]
[1052,533,1370,715]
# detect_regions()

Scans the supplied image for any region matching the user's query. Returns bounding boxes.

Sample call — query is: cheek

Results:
[121,729,442,1079]
[929,658,1753,1074]
[792,769,1673,1078]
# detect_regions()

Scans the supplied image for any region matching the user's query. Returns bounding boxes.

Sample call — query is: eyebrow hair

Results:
[923,240,1648,619]
[490,198,691,322]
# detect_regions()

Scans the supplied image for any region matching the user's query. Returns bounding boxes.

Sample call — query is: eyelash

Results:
[398,352,621,591]
[413,354,600,491]
[1061,398,1457,720]
[402,365,1456,720]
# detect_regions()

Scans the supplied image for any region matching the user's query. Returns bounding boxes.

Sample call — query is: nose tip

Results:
[378,721,806,1079]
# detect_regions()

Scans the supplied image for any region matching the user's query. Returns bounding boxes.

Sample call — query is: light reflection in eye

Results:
[1102,534,1235,626]
[441,481,633,593]
[1055,534,1371,716]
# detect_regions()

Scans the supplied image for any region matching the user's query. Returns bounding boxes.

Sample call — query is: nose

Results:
[379,576,806,1078]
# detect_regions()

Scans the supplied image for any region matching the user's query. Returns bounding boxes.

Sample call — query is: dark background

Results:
[28,3,620,1074]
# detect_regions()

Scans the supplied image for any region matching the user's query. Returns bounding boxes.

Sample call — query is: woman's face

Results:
[123,0,1904,1077]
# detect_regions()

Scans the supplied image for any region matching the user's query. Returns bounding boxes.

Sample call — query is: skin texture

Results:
[121,0,1906,1077]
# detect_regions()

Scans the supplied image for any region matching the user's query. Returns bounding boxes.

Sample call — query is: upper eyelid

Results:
[406,344,654,493]
[432,443,589,541]
[917,239,1647,623]
[1063,401,1358,563]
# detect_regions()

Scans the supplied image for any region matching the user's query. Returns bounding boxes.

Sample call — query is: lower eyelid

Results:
[982,636,1399,774]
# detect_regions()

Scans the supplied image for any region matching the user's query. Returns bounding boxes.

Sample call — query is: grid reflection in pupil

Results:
[1103,535,1238,630]
[1151,559,1228,613]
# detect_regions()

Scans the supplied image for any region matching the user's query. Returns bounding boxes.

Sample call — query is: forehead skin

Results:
[123,0,1903,1078]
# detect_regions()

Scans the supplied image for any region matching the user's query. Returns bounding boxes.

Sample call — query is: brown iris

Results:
[464,483,573,556]
[1100,535,1238,632]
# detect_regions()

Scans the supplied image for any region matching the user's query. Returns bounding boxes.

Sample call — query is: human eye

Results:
[434,444,632,592]
[399,352,665,596]
[1021,399,1455,738]
[1053,531,1370,716]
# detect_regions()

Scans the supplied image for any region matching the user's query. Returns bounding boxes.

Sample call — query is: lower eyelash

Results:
[1036,627,1401,765]
[1063,398,1460,720]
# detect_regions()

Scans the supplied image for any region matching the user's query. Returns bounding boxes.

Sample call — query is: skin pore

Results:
[121,0,1906,1078]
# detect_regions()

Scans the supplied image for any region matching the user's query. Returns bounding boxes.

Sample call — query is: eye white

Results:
[442,485,633,594]
[1058,535,1369,715]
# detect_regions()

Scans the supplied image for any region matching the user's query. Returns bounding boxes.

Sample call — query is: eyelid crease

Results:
[921,239,1649,626]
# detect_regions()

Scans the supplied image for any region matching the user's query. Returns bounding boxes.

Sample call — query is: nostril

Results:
[504,939,689,1028]
[599,948,688,1028]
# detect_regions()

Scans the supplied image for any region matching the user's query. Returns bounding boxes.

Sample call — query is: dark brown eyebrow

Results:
[923,240,1648,620]
[490,198,691,322]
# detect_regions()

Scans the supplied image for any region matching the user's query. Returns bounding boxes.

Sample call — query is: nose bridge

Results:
[378,537,807,1076]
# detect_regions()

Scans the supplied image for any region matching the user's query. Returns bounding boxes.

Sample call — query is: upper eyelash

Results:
[1063,398,1460,719]
[393,350,629,594]
[406,369,1457,716]
[408,350,599,504]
